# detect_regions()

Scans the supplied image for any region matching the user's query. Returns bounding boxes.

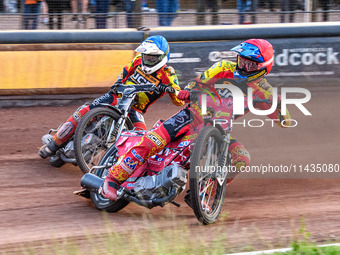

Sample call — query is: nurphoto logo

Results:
[200,84,311,127]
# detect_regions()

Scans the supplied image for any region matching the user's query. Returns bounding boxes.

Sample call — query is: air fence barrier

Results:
[0,22,340,102]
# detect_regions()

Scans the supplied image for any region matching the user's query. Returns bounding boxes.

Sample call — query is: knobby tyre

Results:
[189,125,227,225]
[90,144,130,212]
[74,107,133,174]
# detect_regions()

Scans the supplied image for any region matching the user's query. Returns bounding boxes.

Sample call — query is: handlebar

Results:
[112,83,175,96]
[165,86,175,93]
[189,89,272,104]
[115,83,155,95]
[253,98,271,104]
[190,89,217,96]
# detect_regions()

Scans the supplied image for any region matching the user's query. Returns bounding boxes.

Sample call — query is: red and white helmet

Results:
[231,39,274,82]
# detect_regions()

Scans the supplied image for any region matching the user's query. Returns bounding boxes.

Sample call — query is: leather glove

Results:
[178,90,191,102]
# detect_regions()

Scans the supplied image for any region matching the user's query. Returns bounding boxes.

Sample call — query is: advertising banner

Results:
[169,37,340,88]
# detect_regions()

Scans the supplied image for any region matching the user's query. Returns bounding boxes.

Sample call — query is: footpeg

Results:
[73,189,91,199]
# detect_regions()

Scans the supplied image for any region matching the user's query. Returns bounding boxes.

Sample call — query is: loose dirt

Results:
[0,89,339,253]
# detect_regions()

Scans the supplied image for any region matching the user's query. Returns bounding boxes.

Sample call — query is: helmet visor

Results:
[142,54,162,66]
[237,56,262,72]
[237,55,273,73]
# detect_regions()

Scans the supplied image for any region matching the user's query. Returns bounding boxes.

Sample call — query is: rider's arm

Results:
[249,78,291,127]
[163,66,185,106]
[111,55,141,89]
[184,60,235,91]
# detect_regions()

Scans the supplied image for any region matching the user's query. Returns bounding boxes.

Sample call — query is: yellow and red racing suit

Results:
[51,54,184,146]
[106,60,292,186]
[187,60,291,127]
[117,54,184,113]
[187,60,291,182]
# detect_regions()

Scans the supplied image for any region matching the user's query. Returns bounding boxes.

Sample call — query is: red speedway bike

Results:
[79,90,239,224]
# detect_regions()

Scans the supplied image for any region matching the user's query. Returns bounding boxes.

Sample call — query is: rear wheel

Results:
[189,126,227,225]
[74,107,133,174]
[90,145,130,212]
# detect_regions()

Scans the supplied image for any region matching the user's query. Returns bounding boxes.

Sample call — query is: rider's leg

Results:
[129,108,147,131]
[39,92,118,159]
[101,125,171,200]
[184,138,250,208]
[38,103,90,158]
[132,122,147,131]
[101,108,193,201]
[249,81,291,127]
[226,138,250,184]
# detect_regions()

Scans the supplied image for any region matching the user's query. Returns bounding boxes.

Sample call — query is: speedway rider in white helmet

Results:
[39,35,184,162]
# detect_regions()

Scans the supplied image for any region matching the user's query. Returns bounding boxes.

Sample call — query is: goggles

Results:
[237,55,273,72]
[142,54,162,66]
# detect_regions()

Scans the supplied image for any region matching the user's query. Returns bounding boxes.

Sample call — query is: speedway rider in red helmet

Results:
[99,39,292,202]
[232,38,274,82]
[39,35,184,161]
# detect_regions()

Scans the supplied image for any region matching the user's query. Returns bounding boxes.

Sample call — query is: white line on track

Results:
[225,243,340,255]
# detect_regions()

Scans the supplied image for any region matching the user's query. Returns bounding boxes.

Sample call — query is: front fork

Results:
[106,94,136,145]
[106,110,129,145]
[215,132,231,186]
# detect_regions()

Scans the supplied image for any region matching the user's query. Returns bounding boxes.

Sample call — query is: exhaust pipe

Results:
[80,173,104,193]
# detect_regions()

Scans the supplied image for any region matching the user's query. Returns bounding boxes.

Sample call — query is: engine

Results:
[63,140,75,158]
[64,133,101,159]
[133,164,187,202]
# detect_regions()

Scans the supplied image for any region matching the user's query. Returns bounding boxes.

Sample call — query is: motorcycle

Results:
[78,89,235,224]
[41,84,171,174]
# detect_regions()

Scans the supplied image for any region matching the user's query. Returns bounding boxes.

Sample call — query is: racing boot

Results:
[38,139,60,159]
[38,103,91,159]
[226,138,251,185]
[205,179,217,197]
[99,172,121,201]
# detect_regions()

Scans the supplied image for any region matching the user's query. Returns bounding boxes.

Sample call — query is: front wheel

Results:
[74,107,133,174]
[189,126,227,225]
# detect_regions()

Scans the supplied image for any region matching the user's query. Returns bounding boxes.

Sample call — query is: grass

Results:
[5,226,226,255]
[274,245,340,255]
[2,216,339,255]
[274,219,340,255]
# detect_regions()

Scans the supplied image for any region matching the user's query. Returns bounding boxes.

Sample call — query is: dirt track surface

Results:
[0,88,339,253]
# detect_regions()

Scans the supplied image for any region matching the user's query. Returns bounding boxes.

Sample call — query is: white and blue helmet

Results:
[135,35,170,75]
